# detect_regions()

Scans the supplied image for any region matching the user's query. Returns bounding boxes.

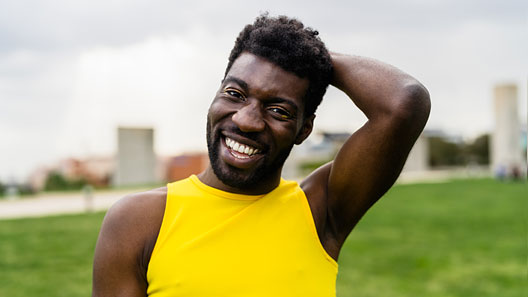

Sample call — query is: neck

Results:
[197,166,281,195]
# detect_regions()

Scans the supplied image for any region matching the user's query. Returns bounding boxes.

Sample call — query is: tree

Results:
[44,171,86,191]
[428,137,464,167]
[464,134,490,165]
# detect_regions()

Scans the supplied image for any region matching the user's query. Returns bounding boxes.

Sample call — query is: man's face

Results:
[206,52,313,190]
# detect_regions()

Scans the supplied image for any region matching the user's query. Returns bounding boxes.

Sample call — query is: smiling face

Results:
[202,52,314,194]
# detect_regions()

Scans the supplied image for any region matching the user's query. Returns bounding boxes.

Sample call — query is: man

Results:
[93,14,430,296]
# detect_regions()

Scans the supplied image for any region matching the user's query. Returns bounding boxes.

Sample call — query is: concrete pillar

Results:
[403,134,429,172]
[491,84,523,176]
[114,127,157,186]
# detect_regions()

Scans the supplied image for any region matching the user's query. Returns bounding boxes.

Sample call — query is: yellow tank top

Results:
[147,175,338,297]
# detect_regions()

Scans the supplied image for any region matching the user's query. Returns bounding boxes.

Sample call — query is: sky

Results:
[0,0,527,182]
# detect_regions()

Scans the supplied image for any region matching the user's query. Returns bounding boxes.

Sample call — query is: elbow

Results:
[392,81,431,128]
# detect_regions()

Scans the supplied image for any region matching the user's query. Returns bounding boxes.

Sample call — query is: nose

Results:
[231,101,265,132]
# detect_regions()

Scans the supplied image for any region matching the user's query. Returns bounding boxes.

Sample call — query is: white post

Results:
[491,84,523,178]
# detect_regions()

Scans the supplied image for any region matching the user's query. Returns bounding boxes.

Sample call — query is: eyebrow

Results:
[223,76,248,91]
[223,75,300,115]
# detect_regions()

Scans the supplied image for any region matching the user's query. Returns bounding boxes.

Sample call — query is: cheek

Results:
[273,125,299,145]
[208,99,234,122]
[207,101,223,123]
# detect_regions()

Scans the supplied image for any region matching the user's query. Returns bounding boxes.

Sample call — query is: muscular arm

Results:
[303,53,430,252]
[92,189,166,297]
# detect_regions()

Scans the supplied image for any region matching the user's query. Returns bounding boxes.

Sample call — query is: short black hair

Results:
[225,14,332,118]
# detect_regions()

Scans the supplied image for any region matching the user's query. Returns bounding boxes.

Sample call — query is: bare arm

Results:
[92,189,166,297]
[303,53,430,250]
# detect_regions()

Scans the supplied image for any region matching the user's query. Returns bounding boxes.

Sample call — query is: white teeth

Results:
[225,137,259,156]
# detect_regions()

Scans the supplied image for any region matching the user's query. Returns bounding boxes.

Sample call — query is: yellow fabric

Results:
[147,175,338,297]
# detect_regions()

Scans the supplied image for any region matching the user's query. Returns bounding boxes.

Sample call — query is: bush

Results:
[428,133,490,167]
[44,171,87,191]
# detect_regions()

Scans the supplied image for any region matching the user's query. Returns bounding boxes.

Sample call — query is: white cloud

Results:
[57,32,232,159]
[0,0,526,181]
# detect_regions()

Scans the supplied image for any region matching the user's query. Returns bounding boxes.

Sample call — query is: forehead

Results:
[225,52,309,106]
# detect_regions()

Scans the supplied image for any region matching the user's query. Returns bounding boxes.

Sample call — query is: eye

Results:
[223,87,246,101]
[269,107,292,120]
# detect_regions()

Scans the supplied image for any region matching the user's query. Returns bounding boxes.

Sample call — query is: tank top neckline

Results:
[189,174,286,201]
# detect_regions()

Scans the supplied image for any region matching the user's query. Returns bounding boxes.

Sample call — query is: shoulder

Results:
[105,187,167,227]
[93,187,168,294]
[109,187,167,219]
[299,162,343,260]
[97,187,167,267]
[300,161,332,210]
[102,187,167,245]
[300,162,333,234]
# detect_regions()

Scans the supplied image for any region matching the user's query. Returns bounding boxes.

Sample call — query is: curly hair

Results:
[225,14,333,118]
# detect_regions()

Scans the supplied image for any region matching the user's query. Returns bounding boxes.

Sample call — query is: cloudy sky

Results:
[1,0,526,182]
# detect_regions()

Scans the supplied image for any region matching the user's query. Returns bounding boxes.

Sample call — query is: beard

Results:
[206,119,293,191]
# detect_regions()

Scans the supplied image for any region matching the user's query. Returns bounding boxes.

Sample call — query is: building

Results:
[491,84,525,178]
[114,127,158,186]
[165,153,209,182]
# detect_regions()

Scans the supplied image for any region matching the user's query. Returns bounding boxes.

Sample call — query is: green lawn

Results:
[0,212,104,297]
[337,179,527,297]
[0,178,525,296]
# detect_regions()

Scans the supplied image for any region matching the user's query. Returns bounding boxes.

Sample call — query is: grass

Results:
[0,178,525,296]
[337,179,527,297]
[0,212,105,297]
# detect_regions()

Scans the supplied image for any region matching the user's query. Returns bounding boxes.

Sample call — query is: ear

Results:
[295,114,315,145]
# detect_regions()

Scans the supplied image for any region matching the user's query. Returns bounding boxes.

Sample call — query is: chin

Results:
[206,120,293,191]
[208,140,269,189]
